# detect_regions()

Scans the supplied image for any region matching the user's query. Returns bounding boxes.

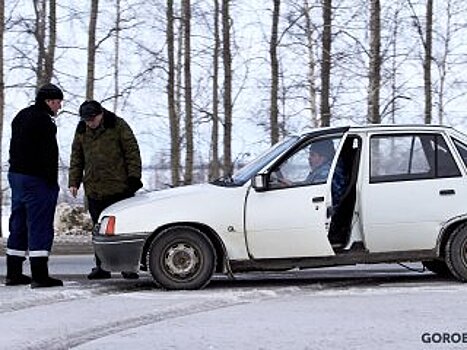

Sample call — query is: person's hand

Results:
[69,186,79,198]
[270,170,291,187]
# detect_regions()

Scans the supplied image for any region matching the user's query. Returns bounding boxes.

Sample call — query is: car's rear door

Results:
[361,130,466,252]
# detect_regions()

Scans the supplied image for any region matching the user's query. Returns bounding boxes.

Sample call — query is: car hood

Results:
[99,183,248,235]
[101,183,238,215]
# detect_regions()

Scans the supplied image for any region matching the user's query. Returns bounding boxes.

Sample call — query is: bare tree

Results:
[113,0,120,112]
[183,0,193,184]
[424,0,433,124]
[432,0,466,125]
[222,0,232,175]
[303,0,318,127]
[209,0,221,180]
[270,0,280,145]
[0,0,4,237]
[407,0,433,124]
[86,0,99,100]
[44,0,56,84]
[33,0,56,87]
[320,0,331,126]
[368,0,381,123]
[167,0,180,186]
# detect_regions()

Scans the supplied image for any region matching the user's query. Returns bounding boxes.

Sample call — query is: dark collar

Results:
[34,101,54,116]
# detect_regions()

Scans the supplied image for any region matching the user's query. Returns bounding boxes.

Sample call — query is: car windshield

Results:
[211,136,299,186]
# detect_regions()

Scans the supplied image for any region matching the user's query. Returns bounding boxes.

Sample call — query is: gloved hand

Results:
[127,176,143,193]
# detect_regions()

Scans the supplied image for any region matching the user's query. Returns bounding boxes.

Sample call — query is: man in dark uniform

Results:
[5,83,64,288]
[68,100,143,280]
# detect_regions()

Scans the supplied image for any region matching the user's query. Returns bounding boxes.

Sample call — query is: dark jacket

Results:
[9,101,58,185]
[68,110,142,200]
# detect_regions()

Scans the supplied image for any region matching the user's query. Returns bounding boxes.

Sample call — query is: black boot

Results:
[87,267,111,280]
[5,255,32,286]
[87,254,111,280]
[121,271,139,280]
[30,257,63,288]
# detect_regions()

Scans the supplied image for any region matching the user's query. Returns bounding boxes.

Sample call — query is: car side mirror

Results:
[252,173,268,192]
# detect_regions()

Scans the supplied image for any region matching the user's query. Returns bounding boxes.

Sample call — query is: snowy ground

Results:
[1,257,467,350]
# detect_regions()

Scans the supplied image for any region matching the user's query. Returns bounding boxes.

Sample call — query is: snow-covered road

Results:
[1,257,466,350]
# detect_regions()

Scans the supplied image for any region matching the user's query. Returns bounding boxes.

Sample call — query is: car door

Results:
[361,131,466,253]
[244,136,343,259]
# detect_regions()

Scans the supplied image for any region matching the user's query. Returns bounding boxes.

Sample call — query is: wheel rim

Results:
[163,243,200,279]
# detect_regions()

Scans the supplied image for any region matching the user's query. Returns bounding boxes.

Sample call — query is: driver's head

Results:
[308,139,335,169]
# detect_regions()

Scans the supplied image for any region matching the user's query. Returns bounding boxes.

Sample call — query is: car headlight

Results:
[98,216,116,236]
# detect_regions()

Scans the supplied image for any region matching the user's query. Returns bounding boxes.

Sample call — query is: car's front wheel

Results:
[148,226,216,290]
[445,223,467,281]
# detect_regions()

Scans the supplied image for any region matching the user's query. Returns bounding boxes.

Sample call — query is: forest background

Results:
[0,0,466,237]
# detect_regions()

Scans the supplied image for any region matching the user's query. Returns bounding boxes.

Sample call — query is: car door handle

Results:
[439,189,455,196]
[312,196,325,203]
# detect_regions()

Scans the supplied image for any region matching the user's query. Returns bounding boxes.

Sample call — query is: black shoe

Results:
[5,274,32,286]
[31,277,63,289]
[121,271,139,280]
[87,267,111,280]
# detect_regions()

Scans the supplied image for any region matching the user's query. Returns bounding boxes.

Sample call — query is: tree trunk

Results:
[303,0,318,128]
[0,0,4,237]
[33,0,46,88]
[424,0,433,124]
[269,0,280,145]
[43,0,56,84]
[113,0,121,112]
[320,0,331,127]
[368,0,381,124]
[436,0,453,125]
[86,0,99,100]
[183,0,193,185]
[222,0,232,175]
[210,0,220,180]
[167,0,180,186]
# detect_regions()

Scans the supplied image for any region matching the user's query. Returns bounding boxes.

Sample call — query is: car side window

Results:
[453,138,467,169]
[370,133,460,183]
[435,136,461,177]
[269,137,342,189]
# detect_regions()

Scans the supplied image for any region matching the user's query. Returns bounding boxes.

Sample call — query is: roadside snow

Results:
[2,202,92,240]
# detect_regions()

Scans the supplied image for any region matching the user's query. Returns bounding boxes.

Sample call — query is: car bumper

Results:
[93,234,148,272]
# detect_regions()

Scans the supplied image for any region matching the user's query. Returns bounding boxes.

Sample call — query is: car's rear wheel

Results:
[148,226,216,290]
[422,260,452,278]
[445,223,467,281]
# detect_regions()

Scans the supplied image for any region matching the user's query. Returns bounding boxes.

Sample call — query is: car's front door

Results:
[361,132,466,252]
[244,137,343,259]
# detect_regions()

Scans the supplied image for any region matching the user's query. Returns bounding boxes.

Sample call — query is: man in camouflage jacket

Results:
[68,100,142,280]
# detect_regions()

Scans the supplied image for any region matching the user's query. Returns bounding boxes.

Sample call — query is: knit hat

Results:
[79,100,103,120]
[35,83,64,102]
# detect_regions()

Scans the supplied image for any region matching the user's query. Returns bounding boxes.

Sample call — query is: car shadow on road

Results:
[63,269,455,292]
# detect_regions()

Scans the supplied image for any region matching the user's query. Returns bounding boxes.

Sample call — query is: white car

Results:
[94,125,467,290]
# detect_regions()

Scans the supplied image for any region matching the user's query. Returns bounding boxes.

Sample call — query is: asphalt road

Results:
[1,256,466,350]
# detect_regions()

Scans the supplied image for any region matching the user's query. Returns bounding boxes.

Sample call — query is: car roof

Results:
[301,124,459,138]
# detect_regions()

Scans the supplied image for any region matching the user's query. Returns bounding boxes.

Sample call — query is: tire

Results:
[148,226,216,290]
[422,260,452,278]
[445,223,467,282]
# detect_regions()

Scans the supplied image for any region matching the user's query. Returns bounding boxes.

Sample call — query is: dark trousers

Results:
[88,192,133,268]
[7,172,59,257]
